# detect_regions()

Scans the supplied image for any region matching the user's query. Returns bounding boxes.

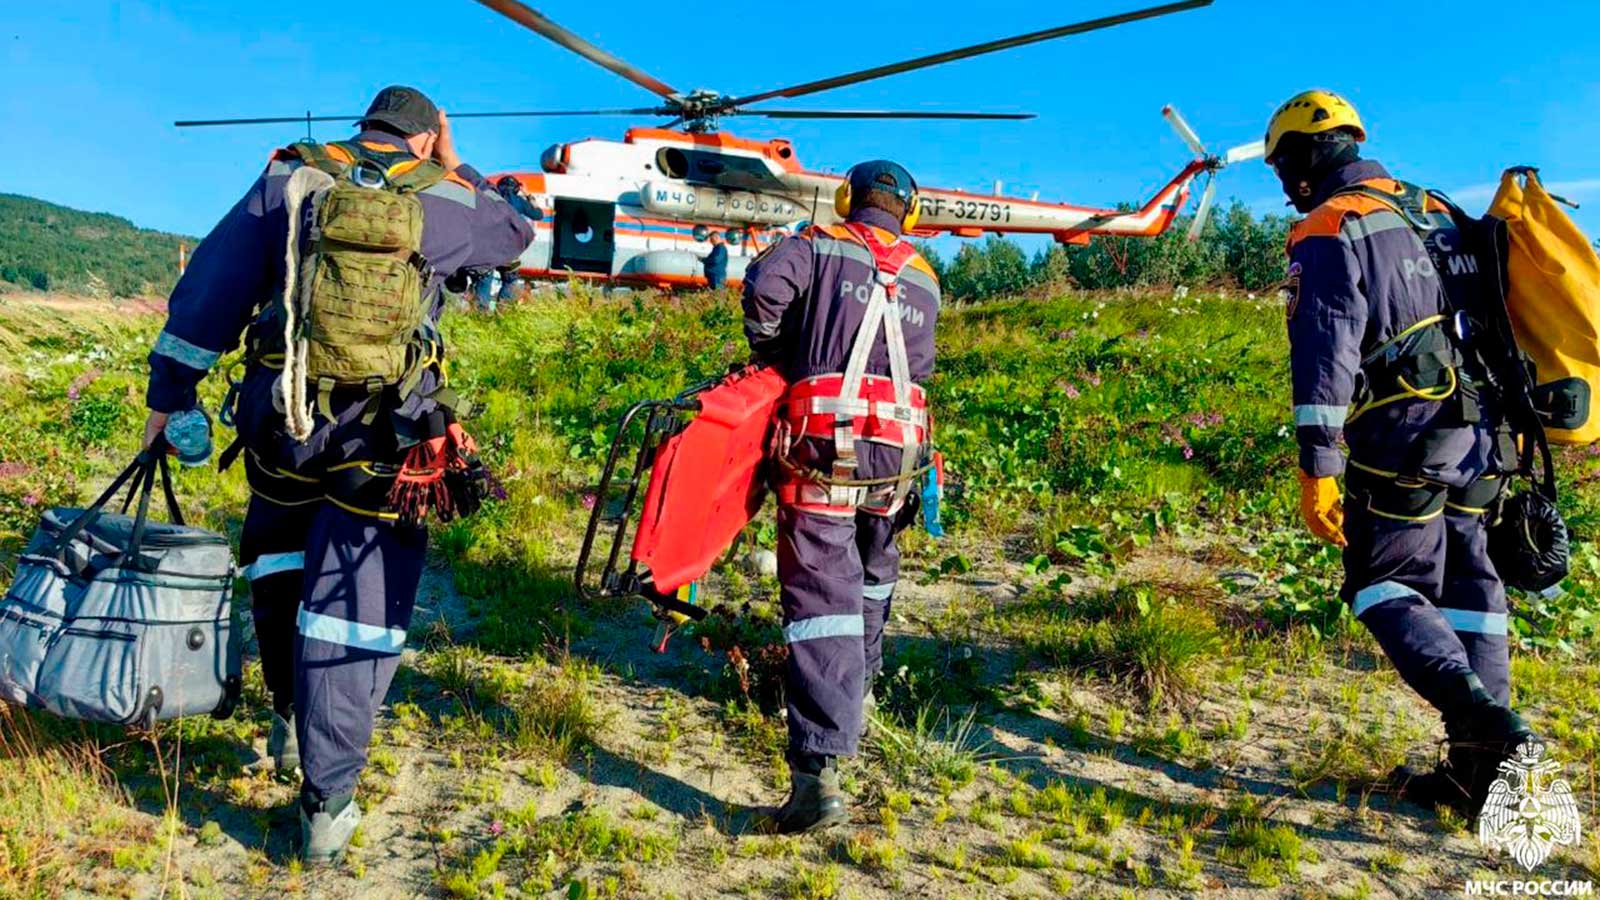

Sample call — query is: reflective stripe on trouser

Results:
[859,515,899,690]
[240,499,315,715]
[1342,477,1511,710]
[293,503,427,797]
[779,505,894,758]
[1441,503,1510,704]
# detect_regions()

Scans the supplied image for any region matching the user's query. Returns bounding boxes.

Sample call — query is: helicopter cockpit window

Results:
[692,224,710,242]
[540,144,565,174]
[656,148,689,179]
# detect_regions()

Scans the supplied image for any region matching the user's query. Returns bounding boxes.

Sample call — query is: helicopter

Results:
[177,0,1265,290]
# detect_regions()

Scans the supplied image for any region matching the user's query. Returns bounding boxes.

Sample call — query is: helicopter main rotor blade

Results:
[726,0,1213,108]
[174,108,661,128]
[176,114,363,128]
[473,0,680,100]
[745,110,1035,120]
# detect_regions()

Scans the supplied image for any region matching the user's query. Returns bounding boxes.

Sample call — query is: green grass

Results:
[2,286,1599,896]
[993,583,1223,700]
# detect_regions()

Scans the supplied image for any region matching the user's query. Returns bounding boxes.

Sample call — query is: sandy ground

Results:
[89,539,1595,900]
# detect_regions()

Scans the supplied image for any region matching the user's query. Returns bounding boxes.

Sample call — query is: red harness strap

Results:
[844,223,919,294]
[776,224,928,518]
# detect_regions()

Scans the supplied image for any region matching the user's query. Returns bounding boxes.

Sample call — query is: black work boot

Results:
[771,755,848,835]
[1391,674,1536,819]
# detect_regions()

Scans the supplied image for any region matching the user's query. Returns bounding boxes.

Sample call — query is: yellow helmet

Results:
[1264,90,1366,161]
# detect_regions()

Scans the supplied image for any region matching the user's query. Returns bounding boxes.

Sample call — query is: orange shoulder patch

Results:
[907,254,940,283]
[811,224,855,242]
[1288,190,1399,246]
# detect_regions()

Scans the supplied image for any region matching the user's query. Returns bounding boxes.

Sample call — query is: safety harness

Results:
[1335,181,1498,522]
[776,224,932,518]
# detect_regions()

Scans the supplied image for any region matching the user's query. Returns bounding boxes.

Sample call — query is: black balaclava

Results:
[1270,129,1363,213]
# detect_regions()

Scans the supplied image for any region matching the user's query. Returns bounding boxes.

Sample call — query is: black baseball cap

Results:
[848,159,918,206]
[358,85,440,137]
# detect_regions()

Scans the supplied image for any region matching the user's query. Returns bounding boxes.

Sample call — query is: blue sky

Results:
[4,0,1598,244]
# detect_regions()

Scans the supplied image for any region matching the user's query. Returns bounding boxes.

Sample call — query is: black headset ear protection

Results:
[835,161,921,231]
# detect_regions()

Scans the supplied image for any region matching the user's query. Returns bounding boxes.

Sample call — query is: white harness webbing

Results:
[823,226,922,512]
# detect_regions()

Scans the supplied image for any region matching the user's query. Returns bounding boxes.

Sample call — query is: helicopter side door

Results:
[551,198,617,275]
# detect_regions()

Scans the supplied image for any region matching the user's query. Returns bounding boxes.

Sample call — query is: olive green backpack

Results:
[276,141,447,440]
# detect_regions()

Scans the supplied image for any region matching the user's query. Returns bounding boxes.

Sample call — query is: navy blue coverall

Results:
[147,130,533,800]
[702,242,730,290]
[1287,158,1509,709]
[741,206,941,759]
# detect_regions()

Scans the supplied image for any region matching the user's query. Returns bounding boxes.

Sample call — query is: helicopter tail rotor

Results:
[1163,105,1268,241]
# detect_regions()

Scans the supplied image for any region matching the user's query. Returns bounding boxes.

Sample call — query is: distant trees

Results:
[0,194,193,297]
[923,200,1294,302]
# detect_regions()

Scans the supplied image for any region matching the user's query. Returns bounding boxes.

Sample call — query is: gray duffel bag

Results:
[0,444,241,727]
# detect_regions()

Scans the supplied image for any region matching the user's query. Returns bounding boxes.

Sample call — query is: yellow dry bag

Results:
[1488,168,1600,444]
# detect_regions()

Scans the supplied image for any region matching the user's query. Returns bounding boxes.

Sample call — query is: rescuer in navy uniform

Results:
[701,232,730,290]
[141,86,533,862]
[742,160,940,833]
[1270,90,1534,817]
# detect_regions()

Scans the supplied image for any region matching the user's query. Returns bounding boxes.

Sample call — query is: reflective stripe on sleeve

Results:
[1440,608,1509,636]
[1294,404,1348,429]
[297,608,407,654]
[783,614,865,644]
[744,316,781,338]
[1351,580,1422,619]
[153,330,222,371]
[863,582,897,602]
[242,551,305,581]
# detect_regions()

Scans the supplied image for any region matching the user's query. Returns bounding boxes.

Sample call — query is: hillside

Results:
[0,193,194,297]
[0,290,1596,899]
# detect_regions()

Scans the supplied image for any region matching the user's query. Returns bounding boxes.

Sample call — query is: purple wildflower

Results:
[489,820,505,837]
[23,492,41,507]
[1183,445,1195,461]
[582,492,598,510]
[1063,384,1081,400]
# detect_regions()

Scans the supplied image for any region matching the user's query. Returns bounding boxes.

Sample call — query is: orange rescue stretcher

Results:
[575,365,787,636]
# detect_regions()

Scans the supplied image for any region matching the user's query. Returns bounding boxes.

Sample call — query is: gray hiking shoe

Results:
[772,764,849,834]
[267,711,300,773]
[861,688,877,727]
[300,793,361,866]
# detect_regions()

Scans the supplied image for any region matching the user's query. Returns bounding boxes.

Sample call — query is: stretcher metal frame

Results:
[574,376,719,623]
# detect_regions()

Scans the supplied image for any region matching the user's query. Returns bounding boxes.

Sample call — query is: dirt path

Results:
[106,537,1596,900]
[0,290,167,315]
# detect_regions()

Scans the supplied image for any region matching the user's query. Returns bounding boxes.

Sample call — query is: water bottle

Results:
[164,407,213,468]
[921,451,946,539]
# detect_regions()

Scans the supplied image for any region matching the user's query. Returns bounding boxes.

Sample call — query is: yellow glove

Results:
[1298,471,1347,547]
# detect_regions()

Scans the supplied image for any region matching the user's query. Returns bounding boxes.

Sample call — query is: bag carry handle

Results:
[51,436,185,570]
